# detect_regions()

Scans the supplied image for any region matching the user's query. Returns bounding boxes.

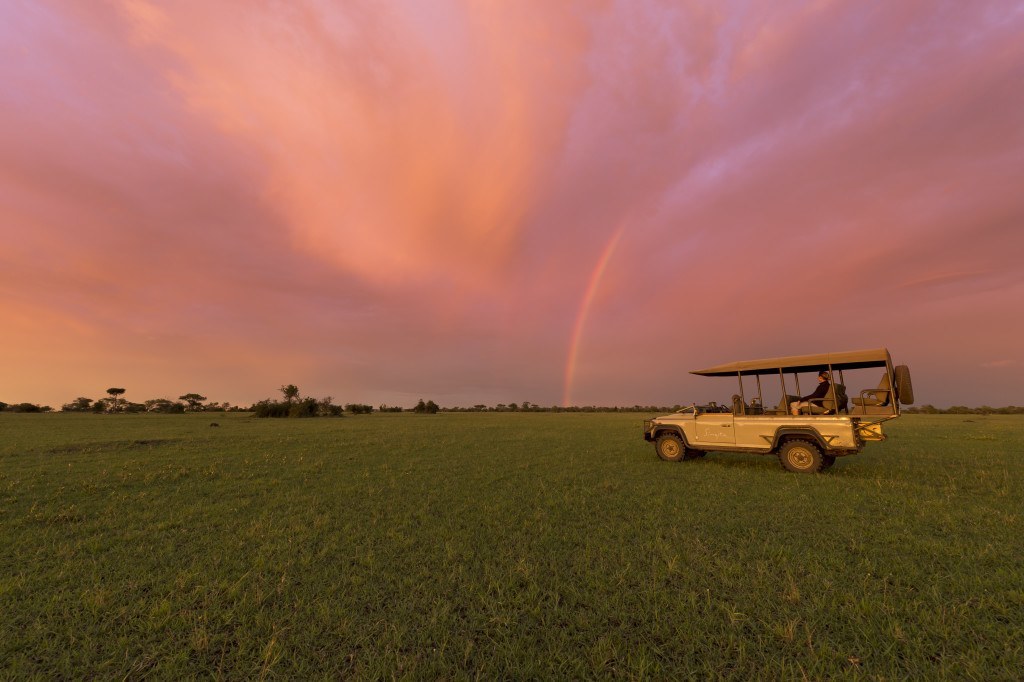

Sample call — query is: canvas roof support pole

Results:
[779,368,787,412]
[886,362,897,416]
[827,363,836,414]
[755,374,763,408]
[737,371,745,405]
[793,372,803,414]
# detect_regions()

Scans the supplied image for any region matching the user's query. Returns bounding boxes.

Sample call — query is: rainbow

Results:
[562,225,625,406]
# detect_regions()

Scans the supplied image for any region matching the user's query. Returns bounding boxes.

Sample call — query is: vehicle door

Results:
[693,412,736,445]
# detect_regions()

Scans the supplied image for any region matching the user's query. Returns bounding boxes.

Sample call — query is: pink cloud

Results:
[1,1,1022,408]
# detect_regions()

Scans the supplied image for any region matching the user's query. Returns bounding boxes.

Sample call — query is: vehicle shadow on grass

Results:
[673,451,870,476]
[683,451,929,486]
[682,452,791,473]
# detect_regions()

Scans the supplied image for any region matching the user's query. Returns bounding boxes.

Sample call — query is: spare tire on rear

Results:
[894,364,914,404]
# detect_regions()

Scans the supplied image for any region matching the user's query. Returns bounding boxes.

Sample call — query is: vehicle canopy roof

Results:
[690,348,892,377]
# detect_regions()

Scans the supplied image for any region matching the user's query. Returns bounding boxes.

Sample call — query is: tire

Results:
[821,454,837,470]
[655,433,686,462]
[778,439,824,473]
[894,365,914,405]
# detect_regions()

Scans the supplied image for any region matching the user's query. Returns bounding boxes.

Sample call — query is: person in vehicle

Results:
[790,371,831,415]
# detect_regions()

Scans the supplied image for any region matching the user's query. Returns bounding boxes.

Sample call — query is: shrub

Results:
[413,399,439,414]
[252,400,290,418]
[61,397,94,412]
[318,398,343,417]
[253,397,341,418]
[145,399,186,413]
[288,398,319,418]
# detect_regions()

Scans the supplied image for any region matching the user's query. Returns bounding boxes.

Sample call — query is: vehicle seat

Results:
[834,383,849,413]
[776,394,800,414]
[852,375,891,407]
[806,383,848,414]
[732,394,744,416]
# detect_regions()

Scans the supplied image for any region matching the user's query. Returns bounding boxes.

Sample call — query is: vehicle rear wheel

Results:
[821,454,836,470]
[778,439,824,473]
[655,433,686,462]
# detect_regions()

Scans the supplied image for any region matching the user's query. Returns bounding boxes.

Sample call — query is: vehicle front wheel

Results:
[778,439,824,473]
[655,433,686,462]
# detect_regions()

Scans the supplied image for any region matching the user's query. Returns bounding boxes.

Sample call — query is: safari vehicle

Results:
[642,348,914,473]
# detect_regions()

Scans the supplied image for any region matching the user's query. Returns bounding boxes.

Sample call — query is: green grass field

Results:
[2,413,1022,679]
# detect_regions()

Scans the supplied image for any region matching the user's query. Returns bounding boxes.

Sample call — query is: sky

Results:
[2,0,1023,410]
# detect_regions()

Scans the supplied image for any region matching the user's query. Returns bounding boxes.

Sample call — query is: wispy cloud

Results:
[981,360,1020,369]
[1,0,1023,407]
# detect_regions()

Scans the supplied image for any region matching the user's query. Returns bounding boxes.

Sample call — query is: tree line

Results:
[56,388,237,414]
[3,391,686,415]
[4,390,1023,416]
[902,404,1024,415]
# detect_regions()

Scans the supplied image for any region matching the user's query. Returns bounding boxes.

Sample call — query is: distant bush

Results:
[288,399,318,418]
[318,398,343,417]
[450,403,681,413]
[145,399,186,413]
[413,399,439,414]
[252,397,342,418]
[903,404,1024,415]
[378,404,404,412]
[345,403,373,414]
[9,403,44,413]
[61,397,94,412]
[252,400,290,418]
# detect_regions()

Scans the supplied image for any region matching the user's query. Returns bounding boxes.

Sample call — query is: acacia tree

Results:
[106,387,126,412]
[179,393,207,411]
[280,384,300,404]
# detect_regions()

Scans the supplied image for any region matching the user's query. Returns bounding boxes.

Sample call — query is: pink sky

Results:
[2,1,1023,409]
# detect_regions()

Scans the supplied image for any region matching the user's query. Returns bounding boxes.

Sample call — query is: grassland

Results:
[1,412,1022,679]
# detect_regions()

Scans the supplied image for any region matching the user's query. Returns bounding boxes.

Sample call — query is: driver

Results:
[790,371,831,415]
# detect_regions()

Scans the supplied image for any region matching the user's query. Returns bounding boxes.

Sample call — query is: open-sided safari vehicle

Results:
[642,348,914,472]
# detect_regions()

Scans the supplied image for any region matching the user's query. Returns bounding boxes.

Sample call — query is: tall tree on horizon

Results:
[106,387,125,412]
[179,393,207,411]
[280,384,299,405]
